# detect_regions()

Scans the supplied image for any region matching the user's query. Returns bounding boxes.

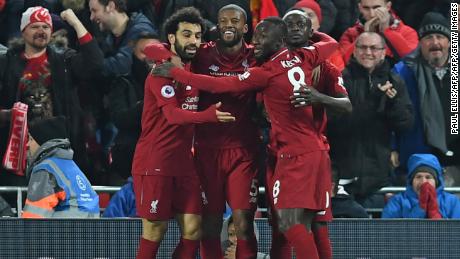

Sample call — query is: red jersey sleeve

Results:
[303,31,339,67]
[147,76,218,125]
[161,104,218,125]
[170,66,270,93]
[321,62,348,97]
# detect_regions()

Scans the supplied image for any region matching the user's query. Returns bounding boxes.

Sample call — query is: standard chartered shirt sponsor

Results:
[182,96,199,111]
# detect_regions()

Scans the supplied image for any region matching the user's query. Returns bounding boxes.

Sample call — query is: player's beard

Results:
[174,40,197,62]
[218,28,243,48]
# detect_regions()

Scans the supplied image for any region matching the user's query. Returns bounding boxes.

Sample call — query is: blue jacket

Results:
[102,12,157,77]
[392,56,432,170]
[103,177,136,217]
[382,154,460,218]
[23,140,100,218]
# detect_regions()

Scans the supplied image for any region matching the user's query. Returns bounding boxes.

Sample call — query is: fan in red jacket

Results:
[339,0,418,64]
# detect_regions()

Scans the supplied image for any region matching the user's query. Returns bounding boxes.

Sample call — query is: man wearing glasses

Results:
[327,32,414,208]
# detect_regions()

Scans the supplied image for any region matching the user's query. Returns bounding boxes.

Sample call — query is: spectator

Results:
[392,12,458,179]
[102,177,136,217]
[88,0,157,78]
[88,0,157,181]
[22,116,100,218]
[220,216,269,259]
[328,32,414,208]
[291,2,345,70]
[330,166,369,218]
[293,0,337,35]
[132,7,235,259]
[339,0,418,65]
[0,6,103,194]
[382,153,460,219]
[329,0,360,40]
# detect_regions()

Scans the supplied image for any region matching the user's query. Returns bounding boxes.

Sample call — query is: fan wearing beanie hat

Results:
[294,0,322,31]
[418,12,450,68]
[418,12,450,40]
[20,6,53,55]
[20,6,53,32]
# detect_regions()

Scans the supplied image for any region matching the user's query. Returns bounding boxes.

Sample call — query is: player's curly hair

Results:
[162,7,205,39]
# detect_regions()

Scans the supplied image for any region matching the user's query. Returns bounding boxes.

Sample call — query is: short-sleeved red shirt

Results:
[132,63,216,176]
[191,42,259,149]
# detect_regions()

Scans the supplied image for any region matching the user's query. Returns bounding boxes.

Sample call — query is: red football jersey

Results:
[132,64,217,176]
[171,44,343,157]
[191,42,259,149]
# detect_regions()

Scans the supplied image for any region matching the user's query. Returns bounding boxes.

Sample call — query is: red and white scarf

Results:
[2,102,28,176]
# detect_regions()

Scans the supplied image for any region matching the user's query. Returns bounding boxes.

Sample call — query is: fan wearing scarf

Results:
[392,12,458,178]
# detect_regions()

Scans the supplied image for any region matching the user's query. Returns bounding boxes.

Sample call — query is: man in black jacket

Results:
[328,32,414,207]
[0,7,103,187]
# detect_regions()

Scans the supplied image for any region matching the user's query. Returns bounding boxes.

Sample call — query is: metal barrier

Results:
[1,218,460,259]
[2,186,460,216]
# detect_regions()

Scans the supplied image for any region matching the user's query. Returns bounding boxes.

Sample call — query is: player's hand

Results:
[377,81,397,99]
[215,102,236,122]
[374,7,391,31]
[364,17,379,32]
[60,9,81,28]
[151,61,176,78]
[290,85,323,107]
[224,244,236,259]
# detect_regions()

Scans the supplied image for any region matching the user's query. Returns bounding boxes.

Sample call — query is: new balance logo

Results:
[209,64,220,72]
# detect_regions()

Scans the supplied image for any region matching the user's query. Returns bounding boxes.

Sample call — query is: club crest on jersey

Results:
[161,85,175,98]
[150,200,159,214]
[281,56,301,68]
[209,64,220,72]
[238,71,251,81]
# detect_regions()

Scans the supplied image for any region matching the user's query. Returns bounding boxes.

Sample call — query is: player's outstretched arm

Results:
[153,62,266,93]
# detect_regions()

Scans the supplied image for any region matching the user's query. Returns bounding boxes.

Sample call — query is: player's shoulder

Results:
[146,74,173,86]
[320,60,341,75]
[265,48,303,72]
